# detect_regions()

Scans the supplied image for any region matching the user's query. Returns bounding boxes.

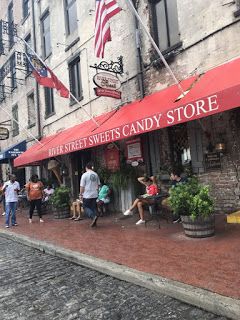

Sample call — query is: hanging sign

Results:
[104,144,120,171]
[0,127,9,140]
[93,71,122,99]
[93,72,121,90]
[94,88,121,99]
[126,138,143,162]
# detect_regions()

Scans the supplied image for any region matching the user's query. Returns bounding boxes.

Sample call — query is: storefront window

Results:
[169,123,191,168]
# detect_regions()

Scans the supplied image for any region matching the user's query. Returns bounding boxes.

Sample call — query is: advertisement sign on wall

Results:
[126,138,143,163]
[104,144,120,171]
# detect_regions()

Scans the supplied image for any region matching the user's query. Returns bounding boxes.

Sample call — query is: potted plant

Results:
[50,185,71,219]
[169,177,215,238]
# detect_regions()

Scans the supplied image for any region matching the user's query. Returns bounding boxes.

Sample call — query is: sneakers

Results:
[2,212,5,216]
[136,219,145,225]
[90,216,98,227]
[123,209,133,216]
[29,219,32,224]
[173,217,181,223]
[5,225,9,228]
[40,219,44,223]
[13,223,18,226]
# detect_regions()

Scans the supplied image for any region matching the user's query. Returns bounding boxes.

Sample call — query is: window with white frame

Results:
[27,92,36,127]
[0,82,5,103]
[8,2,14,49]
[22,0,29,19]
[41,10,51,58]
[64,0,78,35]
[68,56,82,102]
[25,33,32,75]
[151,0,181,53]
[10,54,17,90]
[12,104,19,137]
[44,88,54,117]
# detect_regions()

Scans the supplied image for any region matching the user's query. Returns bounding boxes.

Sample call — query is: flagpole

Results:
[18,36,100,127]
[125,0,185,95]
[69,93,100,127]
[0,105,43,146]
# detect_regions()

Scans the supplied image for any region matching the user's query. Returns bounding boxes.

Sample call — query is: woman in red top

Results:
[123,176,158,225]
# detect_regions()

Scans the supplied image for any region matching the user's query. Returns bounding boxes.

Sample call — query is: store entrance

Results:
[71,150,92,199]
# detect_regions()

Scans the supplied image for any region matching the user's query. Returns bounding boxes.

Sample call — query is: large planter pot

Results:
[181,215,215,238]
[52,206,70,219]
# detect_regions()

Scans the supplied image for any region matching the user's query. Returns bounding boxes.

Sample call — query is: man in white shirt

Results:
[2,174,20,228]
[80,162,100,227]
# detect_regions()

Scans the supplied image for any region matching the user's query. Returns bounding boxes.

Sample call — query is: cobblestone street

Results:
[0,236,229,320]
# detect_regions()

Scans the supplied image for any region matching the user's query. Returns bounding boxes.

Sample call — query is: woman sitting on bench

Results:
[123,176,158,225]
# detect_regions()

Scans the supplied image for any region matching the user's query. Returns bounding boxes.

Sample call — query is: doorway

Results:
[71,150,92,199]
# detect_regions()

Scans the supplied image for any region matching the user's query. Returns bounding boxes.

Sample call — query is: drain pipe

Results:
[31,0,42,179]
[133,1,145,99]
[31,0,41,140]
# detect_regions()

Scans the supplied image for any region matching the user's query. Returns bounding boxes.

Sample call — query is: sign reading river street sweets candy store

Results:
[48,94,222,158]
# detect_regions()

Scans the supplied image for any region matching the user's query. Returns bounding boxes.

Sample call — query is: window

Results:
[8,2,14,48]
[65,0,77,35]
[27,92,36,127]
[10,54,17,90]
[24,34,32,75]
[22,0,29,19]
[44,88,54,117]
[0,82,5,103]
[41,11,51,58]
[12,104,19,136]
[68,56,82,101]
[151,0,180,53]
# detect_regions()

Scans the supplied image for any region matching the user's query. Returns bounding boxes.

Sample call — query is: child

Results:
[97,182,111,216]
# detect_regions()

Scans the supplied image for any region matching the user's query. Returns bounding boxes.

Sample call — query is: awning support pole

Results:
[125,0,185,95]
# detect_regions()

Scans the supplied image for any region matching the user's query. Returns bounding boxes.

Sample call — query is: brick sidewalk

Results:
[0,209,239,300]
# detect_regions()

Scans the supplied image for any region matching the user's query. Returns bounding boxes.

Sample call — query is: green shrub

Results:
[169,177,214,220]
[50,186,71,208]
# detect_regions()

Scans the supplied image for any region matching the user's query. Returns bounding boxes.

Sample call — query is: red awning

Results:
[14,57,240,167]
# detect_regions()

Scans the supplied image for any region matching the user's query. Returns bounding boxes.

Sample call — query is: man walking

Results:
[80,162,100,227]
[2,174,20,228]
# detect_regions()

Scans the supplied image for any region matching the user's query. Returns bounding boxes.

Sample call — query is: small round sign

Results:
[131,161,139,167]
[93,72,121,90]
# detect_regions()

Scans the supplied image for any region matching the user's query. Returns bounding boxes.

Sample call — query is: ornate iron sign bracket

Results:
[90,56,124,75]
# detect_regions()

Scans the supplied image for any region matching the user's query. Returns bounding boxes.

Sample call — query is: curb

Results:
[1,230,239,320]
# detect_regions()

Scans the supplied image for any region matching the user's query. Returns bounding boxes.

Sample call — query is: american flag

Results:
[95,0,121,58]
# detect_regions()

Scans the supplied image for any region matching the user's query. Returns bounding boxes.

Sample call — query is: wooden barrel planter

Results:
[52,206,70,219]
[181,215,215,238]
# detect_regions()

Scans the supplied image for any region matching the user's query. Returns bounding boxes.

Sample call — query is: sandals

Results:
[69,216,76,220]
[74,217,83,221]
